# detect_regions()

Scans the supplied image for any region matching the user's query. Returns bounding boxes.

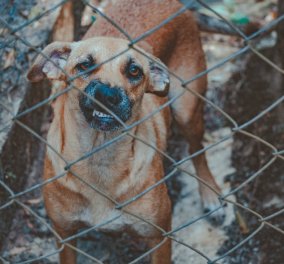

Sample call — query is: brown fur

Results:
[27,1,224,263]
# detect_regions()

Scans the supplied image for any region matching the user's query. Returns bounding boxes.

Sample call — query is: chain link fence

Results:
[0,0,283,263]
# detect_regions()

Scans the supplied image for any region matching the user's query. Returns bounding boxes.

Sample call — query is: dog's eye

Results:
[127,63,143,79]
[75,56,95,74]
[76,61,92,72]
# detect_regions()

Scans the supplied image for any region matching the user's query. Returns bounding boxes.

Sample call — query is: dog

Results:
[27,0,224,263]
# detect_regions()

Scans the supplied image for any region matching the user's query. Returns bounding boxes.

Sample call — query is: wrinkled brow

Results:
[124,56,143,69]
[76,54,95,65]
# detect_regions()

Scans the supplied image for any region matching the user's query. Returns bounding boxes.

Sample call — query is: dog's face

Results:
[27,37,169,131]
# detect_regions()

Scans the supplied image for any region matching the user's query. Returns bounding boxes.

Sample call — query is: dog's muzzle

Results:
[79,80,132,131]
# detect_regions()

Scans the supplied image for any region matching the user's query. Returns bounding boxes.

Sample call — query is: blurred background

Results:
[0,0,283,263]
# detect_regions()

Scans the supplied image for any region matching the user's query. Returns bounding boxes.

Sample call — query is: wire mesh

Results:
[0,0,283,263]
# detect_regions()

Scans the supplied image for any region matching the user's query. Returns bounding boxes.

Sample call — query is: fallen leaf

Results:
[10,247,26,256]
[3,50,15,69]
[26,198,41,205]
[235,209,250,234]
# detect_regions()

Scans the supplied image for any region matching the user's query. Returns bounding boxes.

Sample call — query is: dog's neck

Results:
[46,94,167,200]
[47,96,141,174]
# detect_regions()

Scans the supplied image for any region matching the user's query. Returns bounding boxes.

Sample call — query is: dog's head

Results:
[27,37,169,131]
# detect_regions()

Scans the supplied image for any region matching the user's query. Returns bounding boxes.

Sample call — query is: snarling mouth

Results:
[90,107,119,131]
[80,103,124,131]
[79,82,132,131]
[92,109,114,119]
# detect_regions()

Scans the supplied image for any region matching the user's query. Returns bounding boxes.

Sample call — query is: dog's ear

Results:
[146,59,170,97]
[27,41,72,82]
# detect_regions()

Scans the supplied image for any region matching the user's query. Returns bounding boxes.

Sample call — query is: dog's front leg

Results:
[149,236,171,264]
[147,189,172,264]
[54,225,77,264]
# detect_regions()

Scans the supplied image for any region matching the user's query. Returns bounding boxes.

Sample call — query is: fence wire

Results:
[0,0,284,263]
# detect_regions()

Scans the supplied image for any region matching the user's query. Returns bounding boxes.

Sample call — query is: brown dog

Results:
[27,0,224,263]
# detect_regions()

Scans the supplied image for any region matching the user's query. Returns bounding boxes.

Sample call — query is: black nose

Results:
[79,80,132,130]
[94,83,122,107]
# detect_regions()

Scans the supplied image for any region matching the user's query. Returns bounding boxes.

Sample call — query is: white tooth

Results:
[92,109,112,118]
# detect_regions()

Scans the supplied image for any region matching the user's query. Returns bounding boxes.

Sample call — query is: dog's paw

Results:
[202,192,226,226]
[203,204,226,226]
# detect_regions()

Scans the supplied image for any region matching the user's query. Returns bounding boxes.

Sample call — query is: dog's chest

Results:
[78,203,154,236]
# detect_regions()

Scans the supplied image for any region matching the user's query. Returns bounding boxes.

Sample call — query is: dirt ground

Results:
[1,0,283,263]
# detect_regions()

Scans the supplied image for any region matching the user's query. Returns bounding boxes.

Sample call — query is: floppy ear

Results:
[27,41,72,82]
[146,59,170,97]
